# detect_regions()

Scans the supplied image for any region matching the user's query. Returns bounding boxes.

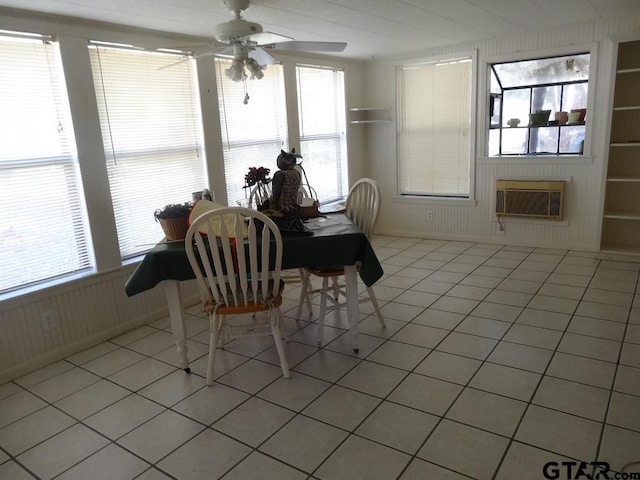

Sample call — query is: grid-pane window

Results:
[215,58,288,207]
[90,46,206,258]
[296,65,348,202]
[397,56,472,197]
[489,53,590,156]
[0,33,90,293]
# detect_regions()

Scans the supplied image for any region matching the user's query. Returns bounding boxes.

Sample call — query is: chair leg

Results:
[296,269,312,320]
[317,276,329,346]
[302,268,312,315]
[206,314,220,386]
[367,287,386,328]
[331,276,340,301]
[218,314,226,349]
[270,309,290,378]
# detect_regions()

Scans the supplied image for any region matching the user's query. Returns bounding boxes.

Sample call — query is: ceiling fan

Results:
[206,0,346,82]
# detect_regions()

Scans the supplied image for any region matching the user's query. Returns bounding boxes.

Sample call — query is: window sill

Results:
[393,195,477,206]
[0,268,97,304]
[0,258,142,306]
[479,155,594,165]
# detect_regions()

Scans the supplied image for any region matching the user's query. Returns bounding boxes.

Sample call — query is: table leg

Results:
[343,265,360,353]
[164,280,190,372]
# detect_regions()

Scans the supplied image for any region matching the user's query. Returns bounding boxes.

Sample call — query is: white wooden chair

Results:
[297,178,386,348]
[247,183,271,210]
[185,207,290,385]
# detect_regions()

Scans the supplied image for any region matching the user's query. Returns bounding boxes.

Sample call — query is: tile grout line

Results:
[488,248,597,479]
[3,238,640,479]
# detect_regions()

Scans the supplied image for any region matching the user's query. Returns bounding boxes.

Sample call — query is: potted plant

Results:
[154,202,192,240]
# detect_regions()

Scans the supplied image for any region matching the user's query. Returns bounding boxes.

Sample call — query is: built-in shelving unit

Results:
[348,107,390,124]
[601,39,640,254]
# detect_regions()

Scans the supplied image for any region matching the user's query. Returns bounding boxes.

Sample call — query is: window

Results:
[215,57,288,207]
[396,55,473,197]
[296,64,348,202]
[90,45,206,258]
[489,53,590,156]
[0,33,90,293]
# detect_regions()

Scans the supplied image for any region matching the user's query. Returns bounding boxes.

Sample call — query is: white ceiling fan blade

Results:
[157,50,216,70]
[158,56,191,70]
[249,47,279,65]
[264,41,347,52]
[213,46,234,56]
[246,31,294,45]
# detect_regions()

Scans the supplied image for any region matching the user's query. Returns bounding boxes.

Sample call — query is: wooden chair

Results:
[185,207,290,385]
[247,183,271,210]
[297,178,386,350]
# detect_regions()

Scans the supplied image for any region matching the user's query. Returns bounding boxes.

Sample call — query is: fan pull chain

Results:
[243,79,250,105]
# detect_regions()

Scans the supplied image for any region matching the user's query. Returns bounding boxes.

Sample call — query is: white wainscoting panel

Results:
[0,266,199,382]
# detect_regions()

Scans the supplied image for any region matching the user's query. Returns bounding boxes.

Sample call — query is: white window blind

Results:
[296,65,348,202]
[90,46,205,258]
[397,57,472,197]
[215,58,288,206]
[0,33,90,293]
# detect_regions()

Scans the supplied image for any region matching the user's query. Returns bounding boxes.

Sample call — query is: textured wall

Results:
[360,15,640,251]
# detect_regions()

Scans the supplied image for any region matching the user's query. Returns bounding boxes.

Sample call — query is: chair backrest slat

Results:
[185,207,283,310]
[346,178,380,238]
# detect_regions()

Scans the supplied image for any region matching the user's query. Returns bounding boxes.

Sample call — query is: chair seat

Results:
[304,265,344,276]
[204,279,285,315]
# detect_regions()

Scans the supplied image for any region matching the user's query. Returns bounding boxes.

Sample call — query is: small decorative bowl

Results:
[571,108,587,122]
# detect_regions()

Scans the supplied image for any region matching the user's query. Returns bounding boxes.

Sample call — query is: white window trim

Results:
[481,43,598,159]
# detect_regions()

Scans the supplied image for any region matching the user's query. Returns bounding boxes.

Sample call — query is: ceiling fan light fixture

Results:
[246,57,265,79]
[225,58,247,82]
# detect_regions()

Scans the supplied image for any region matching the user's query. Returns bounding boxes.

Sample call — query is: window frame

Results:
[295,63,349,204]
[394,50,478,201]
[89,44,207,259]
[483,44,597,160]
[214,56,289,208]
[0,32,92,295]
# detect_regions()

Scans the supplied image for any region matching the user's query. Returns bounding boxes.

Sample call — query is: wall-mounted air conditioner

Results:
[496,180,565,220]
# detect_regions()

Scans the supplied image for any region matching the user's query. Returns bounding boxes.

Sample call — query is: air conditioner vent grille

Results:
[496,180,565,220]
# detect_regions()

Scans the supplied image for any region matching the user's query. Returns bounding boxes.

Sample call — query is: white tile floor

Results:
[2,236,640,479]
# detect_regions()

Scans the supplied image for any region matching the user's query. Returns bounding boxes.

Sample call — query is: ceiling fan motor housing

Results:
[224,0,250,14]
[214,18,263,43]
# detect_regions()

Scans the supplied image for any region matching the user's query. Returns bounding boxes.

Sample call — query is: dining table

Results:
[125,213,384,371]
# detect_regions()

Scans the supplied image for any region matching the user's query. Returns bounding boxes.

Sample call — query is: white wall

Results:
[363,15,640,251]
[0,8,365,381]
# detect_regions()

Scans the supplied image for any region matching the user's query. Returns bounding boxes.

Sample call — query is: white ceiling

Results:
[1,0,640,59]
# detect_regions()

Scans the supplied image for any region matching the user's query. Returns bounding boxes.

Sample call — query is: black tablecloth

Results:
[125,214,383,296]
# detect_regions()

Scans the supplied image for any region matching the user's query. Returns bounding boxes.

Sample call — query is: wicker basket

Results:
[299,200,320,219]
[158,217,189,240]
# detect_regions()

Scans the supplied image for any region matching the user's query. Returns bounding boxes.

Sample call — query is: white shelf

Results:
[617,67,640,74]
[600,243,640,256]
[607,175,640,182]
[603,210,640,220]
[348,107,391,124]
[613,105,640,111]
